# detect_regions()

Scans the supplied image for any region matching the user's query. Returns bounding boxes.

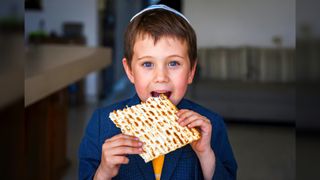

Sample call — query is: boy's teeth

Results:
[151,91,171,98]
[151,92,161,97]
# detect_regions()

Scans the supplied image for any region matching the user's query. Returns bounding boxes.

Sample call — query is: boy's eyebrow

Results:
[167,55,185,59]
[137,56,153,61]
[137,55,185,61]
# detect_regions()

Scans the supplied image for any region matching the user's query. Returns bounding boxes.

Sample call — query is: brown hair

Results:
[124,9,197,69]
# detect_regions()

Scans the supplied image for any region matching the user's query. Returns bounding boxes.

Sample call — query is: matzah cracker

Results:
[109,94,201,163]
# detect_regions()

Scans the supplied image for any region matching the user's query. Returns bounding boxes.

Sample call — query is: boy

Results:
[79,4,237,180]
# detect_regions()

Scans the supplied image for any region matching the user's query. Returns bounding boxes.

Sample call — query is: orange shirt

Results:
[152,155,165,180]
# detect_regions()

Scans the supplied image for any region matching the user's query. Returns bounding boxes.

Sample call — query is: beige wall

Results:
[183,0,295,48]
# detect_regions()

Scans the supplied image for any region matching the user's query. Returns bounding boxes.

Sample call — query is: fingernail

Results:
[138,142,143,146]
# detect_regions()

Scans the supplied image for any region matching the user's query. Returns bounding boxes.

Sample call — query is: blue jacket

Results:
[79,94,237,180]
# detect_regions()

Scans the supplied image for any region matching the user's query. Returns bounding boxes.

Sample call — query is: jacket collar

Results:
[126,93,141,107]
[127,94,192,180]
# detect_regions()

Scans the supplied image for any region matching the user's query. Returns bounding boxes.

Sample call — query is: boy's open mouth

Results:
[151,91,172,98]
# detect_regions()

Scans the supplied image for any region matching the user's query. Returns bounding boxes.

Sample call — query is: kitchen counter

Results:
[24,44,111,179]
[25,44,111,106]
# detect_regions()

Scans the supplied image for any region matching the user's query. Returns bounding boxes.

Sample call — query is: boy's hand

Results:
[177,109,216,179]
[176,109,212,155]
[94,134,143,180]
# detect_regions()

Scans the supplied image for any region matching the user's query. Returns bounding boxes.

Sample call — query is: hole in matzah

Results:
[166,130,171,135]
[174,132,184,144]
[144,134,150,140]
[148,117,154,122]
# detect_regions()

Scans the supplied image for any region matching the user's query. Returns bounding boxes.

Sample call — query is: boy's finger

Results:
[179,114,199,126]
[186,119,206,128]
[106,134,138,143]
[176,109,188,116]
[177,111,196,123]
[187,119,212,133]
[111,156,130,165]
[109,138,143,148]
[110,146,144,156]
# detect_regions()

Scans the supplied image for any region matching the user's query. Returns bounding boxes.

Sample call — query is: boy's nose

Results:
[154,68,169,83]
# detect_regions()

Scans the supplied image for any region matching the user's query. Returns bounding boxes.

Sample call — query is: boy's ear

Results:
[122,58,135,83]
[188,61,197,84]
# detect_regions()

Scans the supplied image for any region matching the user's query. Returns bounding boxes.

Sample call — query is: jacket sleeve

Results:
[78,109,102,180]
[212,116,237,180]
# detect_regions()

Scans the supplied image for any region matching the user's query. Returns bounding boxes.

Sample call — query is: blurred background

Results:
[1,0,319,179]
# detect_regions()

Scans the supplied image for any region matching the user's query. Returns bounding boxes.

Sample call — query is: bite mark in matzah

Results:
[109,94,201,163]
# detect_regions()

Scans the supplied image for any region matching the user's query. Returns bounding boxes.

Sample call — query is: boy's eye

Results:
[142,62,153,68]
[168,61,180,67]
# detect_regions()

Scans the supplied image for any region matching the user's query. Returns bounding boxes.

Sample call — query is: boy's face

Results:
[123,35,196,105]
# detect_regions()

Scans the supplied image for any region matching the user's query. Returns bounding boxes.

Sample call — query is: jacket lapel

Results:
[131,155,155,180]
[160,147,184,180]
